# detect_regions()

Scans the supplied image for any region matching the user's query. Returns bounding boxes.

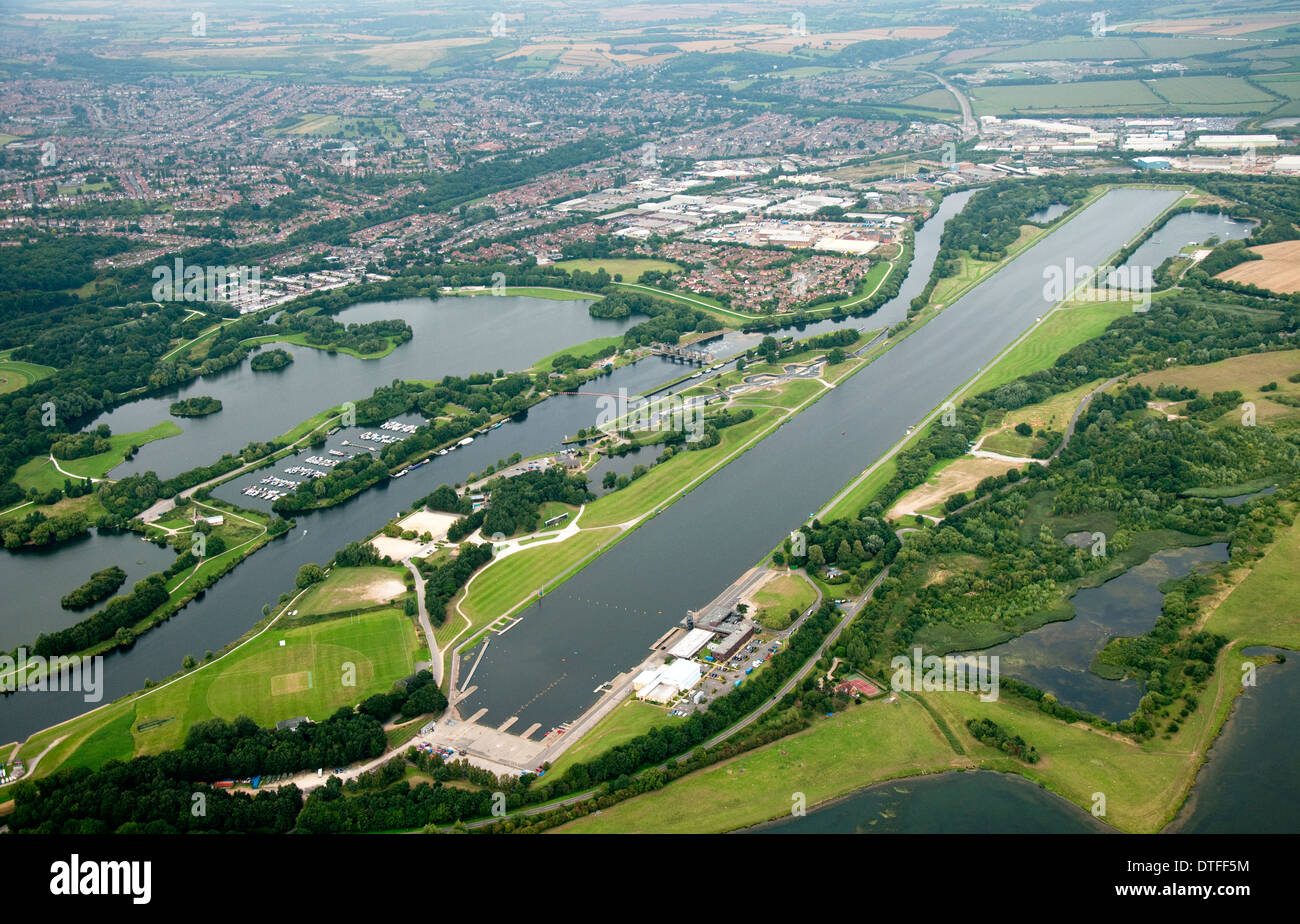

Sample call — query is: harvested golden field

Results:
[355,37,490,69]
[1216,240,1300,294]
[750,26,952,53]
[1136,15,1300,36]
[1129,349,1300,427]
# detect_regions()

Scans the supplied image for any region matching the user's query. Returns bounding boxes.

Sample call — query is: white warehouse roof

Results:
[669,627,714,659]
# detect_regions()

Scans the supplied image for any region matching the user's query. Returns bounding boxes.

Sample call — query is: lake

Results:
[974,542,1230,722]
[753,770,1111,834]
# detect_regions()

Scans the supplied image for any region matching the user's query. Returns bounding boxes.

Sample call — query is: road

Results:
[924,71,978,141]
[404,559,442,686]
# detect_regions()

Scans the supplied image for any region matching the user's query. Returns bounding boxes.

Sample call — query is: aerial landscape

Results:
[0,0,1295,895]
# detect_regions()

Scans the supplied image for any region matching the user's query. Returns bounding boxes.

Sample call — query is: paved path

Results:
[404,559,441,686]
[48,452,107,483]
[1051,375,1122,461]
[0,734,67,789]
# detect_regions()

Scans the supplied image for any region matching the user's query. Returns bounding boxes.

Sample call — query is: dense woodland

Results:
[60,565,126,611]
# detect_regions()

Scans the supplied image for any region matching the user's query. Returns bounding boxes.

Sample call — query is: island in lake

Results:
[169,396,223,417]
[250,347,294,371]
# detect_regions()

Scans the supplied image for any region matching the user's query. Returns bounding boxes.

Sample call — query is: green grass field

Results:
[545,697,681,780]
[752,573,817,630]
[556,697,955,833]
[452,527,618,642]
[296,565,409,617]
[58,421,183,481]
[531,335,624,371]
[580,405,780,528]
[14,420,182,492]
[925,691,1191,833]
[966,300,1132,396]
[60,709,137,772]
[241,331,401,360]
[821,456,898,523]
[1205,513,1300,649]
[19,603,419,772]
[132,606,418,754]
[551,258,681,282]
[0,359,55,395]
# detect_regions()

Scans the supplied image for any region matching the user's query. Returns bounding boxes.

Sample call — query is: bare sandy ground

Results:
[888,457,1018,518]
[398,509,459,540]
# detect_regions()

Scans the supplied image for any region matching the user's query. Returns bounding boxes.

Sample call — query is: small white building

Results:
[633,659,703,704]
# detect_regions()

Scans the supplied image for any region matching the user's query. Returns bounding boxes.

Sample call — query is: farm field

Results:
[901,88,959,112]
[1215,239,1300,293]
[1146,75,1278,111]
[972,80,1165,116]
[974,34,1258,63]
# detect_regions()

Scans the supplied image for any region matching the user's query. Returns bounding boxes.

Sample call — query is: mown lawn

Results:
[551,258,681,282]
[452,527,618,638]
[130,607,417,754]
[0,358,55,395]
[555,697,955,834]
[545,697,681,780]
[752,573,817,630]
